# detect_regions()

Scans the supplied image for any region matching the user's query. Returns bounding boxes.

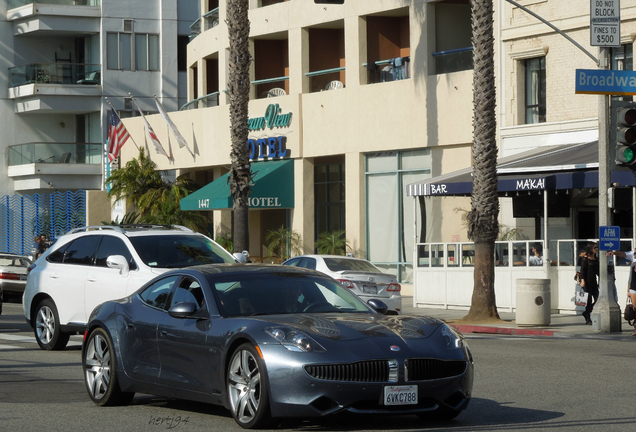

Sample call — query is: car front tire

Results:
[227,343,272,429]
[34,299,69,350]
[83,327,134,406]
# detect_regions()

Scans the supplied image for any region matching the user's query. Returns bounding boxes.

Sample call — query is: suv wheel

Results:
[34,299,70,350]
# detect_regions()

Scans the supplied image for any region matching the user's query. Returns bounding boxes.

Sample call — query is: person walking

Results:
[579,242,599,325]
[607,247,636,335]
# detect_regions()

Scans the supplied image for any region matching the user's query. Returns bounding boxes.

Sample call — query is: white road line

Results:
[0,344,19,350]
[0,333,35,343]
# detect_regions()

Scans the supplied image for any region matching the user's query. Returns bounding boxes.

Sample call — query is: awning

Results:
[180,159,294,210]
[405,141,636,197]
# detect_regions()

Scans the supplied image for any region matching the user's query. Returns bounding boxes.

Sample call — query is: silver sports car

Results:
[82,264,473,429]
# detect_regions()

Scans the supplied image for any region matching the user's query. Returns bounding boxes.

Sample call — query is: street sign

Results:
[599,225,620,250]
[590,0,620,47]
[575,69,636,95]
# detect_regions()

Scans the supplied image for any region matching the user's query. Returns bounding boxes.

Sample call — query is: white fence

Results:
[413,239,633,314]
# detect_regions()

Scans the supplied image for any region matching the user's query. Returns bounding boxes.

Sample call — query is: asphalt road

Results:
[1,300,635,432]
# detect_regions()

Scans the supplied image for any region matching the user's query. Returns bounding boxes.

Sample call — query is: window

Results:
[63,236,100,265]
[94,236,137,270]
[139,275,179,310]
[366,149,431,283]
[107,32,159,71]
[525,57,546,124]
[170,277,205,310]
[315,159,345,244]
[611,43,633,102]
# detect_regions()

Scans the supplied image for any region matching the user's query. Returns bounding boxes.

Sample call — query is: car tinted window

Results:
[47,243,70,263]
[129,234,234,268]
[139,275,179,310]
[300,258,316,270]
[169,277,205,310]
[283,258,301,267]
[323,257,379,273]
[63,236,100,266]
[95,236,137,270]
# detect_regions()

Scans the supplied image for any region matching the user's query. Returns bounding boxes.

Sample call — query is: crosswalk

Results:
[0,332,83,350]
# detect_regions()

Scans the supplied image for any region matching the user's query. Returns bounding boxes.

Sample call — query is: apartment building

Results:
[119,0,636,290]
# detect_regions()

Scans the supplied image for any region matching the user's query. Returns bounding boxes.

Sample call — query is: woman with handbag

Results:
[579,242,599,325]
[627,264,636,336]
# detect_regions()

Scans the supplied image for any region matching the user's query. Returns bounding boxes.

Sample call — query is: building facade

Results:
[119,0,636,291]
[1,0,197,196]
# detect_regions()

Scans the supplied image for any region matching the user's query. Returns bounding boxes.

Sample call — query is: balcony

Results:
[189,7,219,40]
[8,143,103,192]
[9,63,100,87]
[8,0,100,36]
[365,58,410,84]
[432,47,473,75]
[8,142,102,166]
[180,92,220,111]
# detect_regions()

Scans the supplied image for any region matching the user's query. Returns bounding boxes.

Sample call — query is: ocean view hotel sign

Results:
[590,0,620,47]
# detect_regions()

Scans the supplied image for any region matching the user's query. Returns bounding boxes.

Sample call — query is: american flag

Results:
[107,110,130,160]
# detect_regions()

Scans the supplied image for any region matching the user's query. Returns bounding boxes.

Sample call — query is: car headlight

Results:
[264,327,325,353]
[440,324,464,350]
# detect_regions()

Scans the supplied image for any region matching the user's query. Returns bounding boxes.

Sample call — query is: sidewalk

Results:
[401,296,636,338]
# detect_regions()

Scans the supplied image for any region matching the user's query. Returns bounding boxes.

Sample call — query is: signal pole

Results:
[594,47,622,332]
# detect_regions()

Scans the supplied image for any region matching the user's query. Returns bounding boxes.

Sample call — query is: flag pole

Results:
[129,93,172,161]
[104,97,139,150]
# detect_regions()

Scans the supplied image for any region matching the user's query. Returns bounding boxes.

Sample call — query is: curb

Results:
[451,324,555,337]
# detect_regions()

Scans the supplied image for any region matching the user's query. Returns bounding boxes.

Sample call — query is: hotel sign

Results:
[247,103,293,160]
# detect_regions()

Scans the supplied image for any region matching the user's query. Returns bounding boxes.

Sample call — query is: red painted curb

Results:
[450,324,555,337]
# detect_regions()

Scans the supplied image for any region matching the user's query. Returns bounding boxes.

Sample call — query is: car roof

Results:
[171,263,323,277]
[62,225,200,238]
[288,254,367,261]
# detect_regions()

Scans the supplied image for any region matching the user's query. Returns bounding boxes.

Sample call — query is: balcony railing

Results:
[8,143,102,166]
[432,47,473,75]
[8,0,99,8]
[252,76,288,99]
[180,92,220,111]
[8,63,100,88]
[306,67,345,93]
[190,7,220,40]
[365,57,411,84]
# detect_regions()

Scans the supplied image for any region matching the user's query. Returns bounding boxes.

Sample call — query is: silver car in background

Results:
[282,254,402,313]
[0,253,31,298]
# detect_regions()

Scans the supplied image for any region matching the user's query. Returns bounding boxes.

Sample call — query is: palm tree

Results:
[315,230,351,255]
[265,226,302,262]
[105,148,207,231]
[464,0,501,322]
[227,0,253,253]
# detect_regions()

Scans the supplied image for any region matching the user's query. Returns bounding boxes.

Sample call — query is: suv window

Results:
[95,236,137,270]
[139,275,179,310]
[129,234,234,268]
[47,243,70,263]
[63,236,101,266]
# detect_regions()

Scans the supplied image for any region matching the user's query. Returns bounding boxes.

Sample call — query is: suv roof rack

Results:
[67,224,194,235]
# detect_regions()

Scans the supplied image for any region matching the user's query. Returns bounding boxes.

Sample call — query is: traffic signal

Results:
[314,0,344,3]
[614,104,636,165]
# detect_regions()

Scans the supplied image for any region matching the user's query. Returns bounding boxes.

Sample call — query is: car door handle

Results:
[49,273,59,279]
[87,276,97,282]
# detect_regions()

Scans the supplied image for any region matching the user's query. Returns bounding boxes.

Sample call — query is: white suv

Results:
[24,225,240,350]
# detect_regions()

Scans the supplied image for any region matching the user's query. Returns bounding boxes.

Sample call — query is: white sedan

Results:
[282,255,401,313]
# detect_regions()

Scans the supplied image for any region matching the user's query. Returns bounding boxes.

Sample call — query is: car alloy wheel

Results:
[227,343,272,429]
[83,327,134,406]
[34,299,69,350]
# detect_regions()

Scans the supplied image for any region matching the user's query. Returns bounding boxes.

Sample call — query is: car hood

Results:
[255,313,442,342]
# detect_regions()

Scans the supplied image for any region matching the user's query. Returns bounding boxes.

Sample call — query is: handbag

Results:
[575,287,589,307]
[624,298,635,325]
[574,272,581,285]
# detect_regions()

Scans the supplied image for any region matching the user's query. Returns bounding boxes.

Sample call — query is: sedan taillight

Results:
[337,279,355,289]
[0,272,20,280]
[387,283,401,292]
[27,263,36,274]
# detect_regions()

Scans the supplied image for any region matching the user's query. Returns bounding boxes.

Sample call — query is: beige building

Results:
[119,0,636,291]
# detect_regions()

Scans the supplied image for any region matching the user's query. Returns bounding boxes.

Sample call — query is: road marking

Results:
[0,333,82,349]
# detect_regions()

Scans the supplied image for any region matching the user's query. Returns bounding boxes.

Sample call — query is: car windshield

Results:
[212,272,372,317]
[129,235,234,268]
[323,257,380,273]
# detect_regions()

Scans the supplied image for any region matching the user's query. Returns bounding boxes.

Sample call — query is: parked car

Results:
[0,253,31,300]
[82,264,473,429]
[282,254,402,313]
[23,224,240,351]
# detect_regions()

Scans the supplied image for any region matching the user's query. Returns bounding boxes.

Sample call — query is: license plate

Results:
[383,385,418,405]
[362,285,377,294]
[20,275,27,281]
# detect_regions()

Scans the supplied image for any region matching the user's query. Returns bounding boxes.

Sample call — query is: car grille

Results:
[304,360,390,382]
[406,359,467,381]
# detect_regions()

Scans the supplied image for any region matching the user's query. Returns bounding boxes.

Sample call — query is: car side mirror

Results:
[106,254,129,277]
[233,250,251,263]
[367,299,388,314]
[168,302,198,318]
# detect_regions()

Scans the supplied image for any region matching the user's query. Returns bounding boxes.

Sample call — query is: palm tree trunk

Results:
[465,0,500,321]
[227,0,252,252]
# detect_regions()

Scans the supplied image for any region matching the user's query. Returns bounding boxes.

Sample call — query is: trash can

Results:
[516,278,551,326]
